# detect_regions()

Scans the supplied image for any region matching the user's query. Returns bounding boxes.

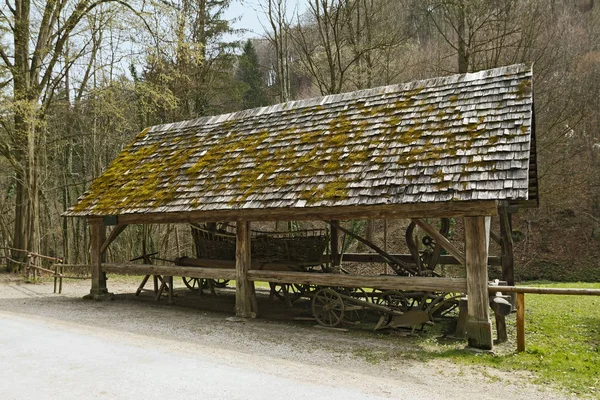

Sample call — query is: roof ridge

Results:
[148,63,530,133]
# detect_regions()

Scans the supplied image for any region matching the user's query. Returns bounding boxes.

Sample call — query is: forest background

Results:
[0,0,598,281]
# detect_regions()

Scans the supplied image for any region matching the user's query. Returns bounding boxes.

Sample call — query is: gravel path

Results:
[0,274,569,400]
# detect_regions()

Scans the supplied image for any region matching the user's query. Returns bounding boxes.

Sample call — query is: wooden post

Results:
[89,222,108,296]
[235,220,254,318]
[330,220,340,266]
[499,206,515,286]
[516,292,525,352]
[464,216,493,350]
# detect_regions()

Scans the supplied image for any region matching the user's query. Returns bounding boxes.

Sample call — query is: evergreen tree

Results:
[238,40,269,109]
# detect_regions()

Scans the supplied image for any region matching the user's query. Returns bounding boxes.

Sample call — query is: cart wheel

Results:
[380,290,410,313]
[182,277,202,291]
[343,287,369,322]
[312,288,345,327]
[209,279,230,288]
[426,293,462,319]
[269,283,303,304]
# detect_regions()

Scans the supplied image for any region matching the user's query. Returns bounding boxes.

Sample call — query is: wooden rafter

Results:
[100,224,128,254]
[412,219,466,266]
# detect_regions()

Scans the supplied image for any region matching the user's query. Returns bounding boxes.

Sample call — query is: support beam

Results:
[412,219,466,265]
[499,206,515,286]
[328,253,501,266]
[330,220,340,266]
[464,216,493,350]
[102,263,236,280]
[235,220,254,318]
[89,223,108,296]
[247,270,467,292]
[100,224,128,254]
[84,201,499,226]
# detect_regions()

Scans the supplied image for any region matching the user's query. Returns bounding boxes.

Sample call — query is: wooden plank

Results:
[235,221,254,318]
[90,223,108,296]
[175,257,305,271]
[516,292,525,352]
[464,216,493,350]
[247,270,467,292]
[488,286,600,295]
[102,263,236,280]
[100,224,128,254]
[412,219,466,265]
[84,201,499,226]
[331,253,502,266]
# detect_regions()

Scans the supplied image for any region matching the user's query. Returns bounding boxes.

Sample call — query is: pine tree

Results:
[238,40,269,109]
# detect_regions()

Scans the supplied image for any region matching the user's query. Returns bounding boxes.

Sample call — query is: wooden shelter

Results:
[65,64,537,350]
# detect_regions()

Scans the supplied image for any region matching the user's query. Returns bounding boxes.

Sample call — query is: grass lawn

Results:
[407,282,600,397]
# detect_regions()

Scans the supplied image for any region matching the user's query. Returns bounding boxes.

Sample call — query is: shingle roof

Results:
[66,64,535,217]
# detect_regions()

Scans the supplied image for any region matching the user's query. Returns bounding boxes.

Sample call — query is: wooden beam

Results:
[330,220,340,266]
[247,270,467,292]
[463,216,493,350]
[499,206,515,286]
[89,223,108,296]
[412,219,466,265]
[102,263,236,280]
[488,286,600,295]
[100,224,128,254]
[331,253,502,266]
[175,257,307,271]
[83,201,499,226]
[235,221,254,318]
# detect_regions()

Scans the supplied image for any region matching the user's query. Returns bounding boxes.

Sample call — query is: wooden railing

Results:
[0,247,87,293]
[488,285,600,352]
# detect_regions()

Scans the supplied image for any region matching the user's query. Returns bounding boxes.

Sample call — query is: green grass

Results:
[391,282,600,397]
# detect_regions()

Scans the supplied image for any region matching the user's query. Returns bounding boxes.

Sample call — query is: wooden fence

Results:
[1,247,90,293]
[488,286,600,352]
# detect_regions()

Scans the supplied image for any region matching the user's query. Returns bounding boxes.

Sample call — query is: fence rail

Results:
[489,285,600,352]
[1,247,89,293]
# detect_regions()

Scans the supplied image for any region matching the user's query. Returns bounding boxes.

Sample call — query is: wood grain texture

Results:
[247,270,467,292]
[235,221,254,318]
[102,263,236,280]
[516,292,525,352]
[464,216,493,350]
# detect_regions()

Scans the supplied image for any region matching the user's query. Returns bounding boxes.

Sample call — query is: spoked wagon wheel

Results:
[209,279,230,288]
[182,277,203,291]
[312,288,345,327]
[342,287,369,322]
[374,290,410,313]
[426,293,462,320]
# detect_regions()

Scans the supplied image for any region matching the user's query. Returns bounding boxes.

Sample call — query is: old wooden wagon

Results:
[64,63,537,350]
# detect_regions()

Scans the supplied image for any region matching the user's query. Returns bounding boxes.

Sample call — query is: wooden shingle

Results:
[66,64,536,218]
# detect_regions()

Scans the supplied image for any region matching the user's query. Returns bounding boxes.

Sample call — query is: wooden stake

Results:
[464,216,493,350]
[235,221,254,318]
[516,292,525,352]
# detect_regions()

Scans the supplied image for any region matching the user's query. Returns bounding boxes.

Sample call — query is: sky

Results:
[224,0,307,39]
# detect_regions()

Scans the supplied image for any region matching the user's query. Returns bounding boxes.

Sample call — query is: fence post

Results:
[516,292,525,352]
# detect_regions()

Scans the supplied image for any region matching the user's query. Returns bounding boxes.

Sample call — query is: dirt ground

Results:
[0,273,571,400]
